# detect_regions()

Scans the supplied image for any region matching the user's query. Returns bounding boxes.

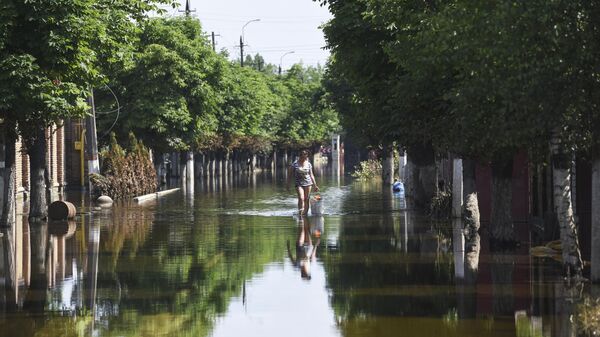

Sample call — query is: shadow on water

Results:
[0,165,594,336]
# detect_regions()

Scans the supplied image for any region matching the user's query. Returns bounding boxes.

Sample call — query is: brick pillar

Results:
[22,149,30,193]
[0,129,4,215]
[46,128,52,189]
[50,125,59,188]
[15,138,23,194]
[57,124,65,187]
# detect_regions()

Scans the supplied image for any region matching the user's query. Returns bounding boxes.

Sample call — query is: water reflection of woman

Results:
[287,217,321,280]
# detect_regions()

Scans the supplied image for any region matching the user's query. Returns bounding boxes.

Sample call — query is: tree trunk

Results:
[1,127,17,227]
[194,153,202,179]
[592,156,600,282]
[153,151,166,185]
[24,222,48,313]
[202,153,209,177]
[28,128,48,221]
[536,164,544,216]
[490,158,515,243]
[251,154,257,173]
[405,155,415,198]
[463,159,480,234]
[550,133,583,277]
[215,152,221,176]
[382,143,394,184]
[235,152,242,173]
[209,152,215,177]
[491,253,516,322]
[224,151,230,177]
[185,151,194,183]
[406,145,436,208]
[1,226,18,311]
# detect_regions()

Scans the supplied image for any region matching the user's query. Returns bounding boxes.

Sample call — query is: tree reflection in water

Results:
[0,176,593,337]
[324,182,456,335]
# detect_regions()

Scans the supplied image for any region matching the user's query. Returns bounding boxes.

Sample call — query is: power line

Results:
[196,11,330,20]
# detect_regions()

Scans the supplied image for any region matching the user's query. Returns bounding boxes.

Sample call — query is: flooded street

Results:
[0,168,589,337]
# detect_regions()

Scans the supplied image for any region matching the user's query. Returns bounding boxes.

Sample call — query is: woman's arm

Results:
[310,166,319,191]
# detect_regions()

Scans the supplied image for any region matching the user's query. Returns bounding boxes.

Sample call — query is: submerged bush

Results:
[351,159,382,180]
[430,190,452,220]
[577,296,600,336]
[91,133,157,199]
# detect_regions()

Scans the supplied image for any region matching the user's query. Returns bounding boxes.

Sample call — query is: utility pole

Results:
[211,32,220,52]
[240,19,260,67]
[240,36,244,67]
[85,89,100,179]
[179,0,196,17]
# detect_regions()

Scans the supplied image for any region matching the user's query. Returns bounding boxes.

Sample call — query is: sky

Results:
[165,0,332,70]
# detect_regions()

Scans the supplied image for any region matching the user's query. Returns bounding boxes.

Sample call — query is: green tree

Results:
[1,0,99,221]
[0,0,173,222]
[319,0,600,274]
[100,17,220,154]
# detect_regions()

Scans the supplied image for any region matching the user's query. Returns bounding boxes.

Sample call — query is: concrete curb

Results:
[133,188,181,203]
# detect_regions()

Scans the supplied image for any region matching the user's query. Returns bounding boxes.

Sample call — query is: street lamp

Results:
[240,19,260,67]
[279,51,295,75]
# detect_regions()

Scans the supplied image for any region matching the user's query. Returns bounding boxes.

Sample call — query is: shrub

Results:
[430,190,452,220]
[577,296,600,336]
[91,133,157,199]
[350,159,382,180]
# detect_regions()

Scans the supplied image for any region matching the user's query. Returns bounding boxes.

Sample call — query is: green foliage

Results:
[218,65,276,139]
[0,0,174,142]
[95,17,340,154]
[350,159,382,181]
[1,0,340,157]
[319,0,600,163]
[92,133,157,199]
[101,17,220,152]
[0,0,94,141]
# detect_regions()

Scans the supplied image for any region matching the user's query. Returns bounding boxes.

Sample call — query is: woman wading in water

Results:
[287,150,319,216]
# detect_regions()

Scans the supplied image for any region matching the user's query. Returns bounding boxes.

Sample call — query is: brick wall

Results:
[15,138,23,194]
[57,125,65,187]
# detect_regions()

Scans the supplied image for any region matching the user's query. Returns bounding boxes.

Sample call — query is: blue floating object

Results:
[392,181,404,193]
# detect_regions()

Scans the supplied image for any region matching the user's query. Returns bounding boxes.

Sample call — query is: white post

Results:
[331,134,340,164]
[453,218,465,279]
[398,149,406,182]
[452,158,463,218]
[332,134,341,186]
[186,151,194,183]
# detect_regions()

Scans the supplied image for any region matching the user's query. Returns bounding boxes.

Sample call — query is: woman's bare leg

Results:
[303,186,312,215]
[297,219,306,245]
[296,186,305,214]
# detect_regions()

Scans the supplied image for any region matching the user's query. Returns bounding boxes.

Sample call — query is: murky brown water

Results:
[0,167,594,337]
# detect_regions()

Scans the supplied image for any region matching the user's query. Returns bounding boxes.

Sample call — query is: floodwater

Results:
[0,166,595,337]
